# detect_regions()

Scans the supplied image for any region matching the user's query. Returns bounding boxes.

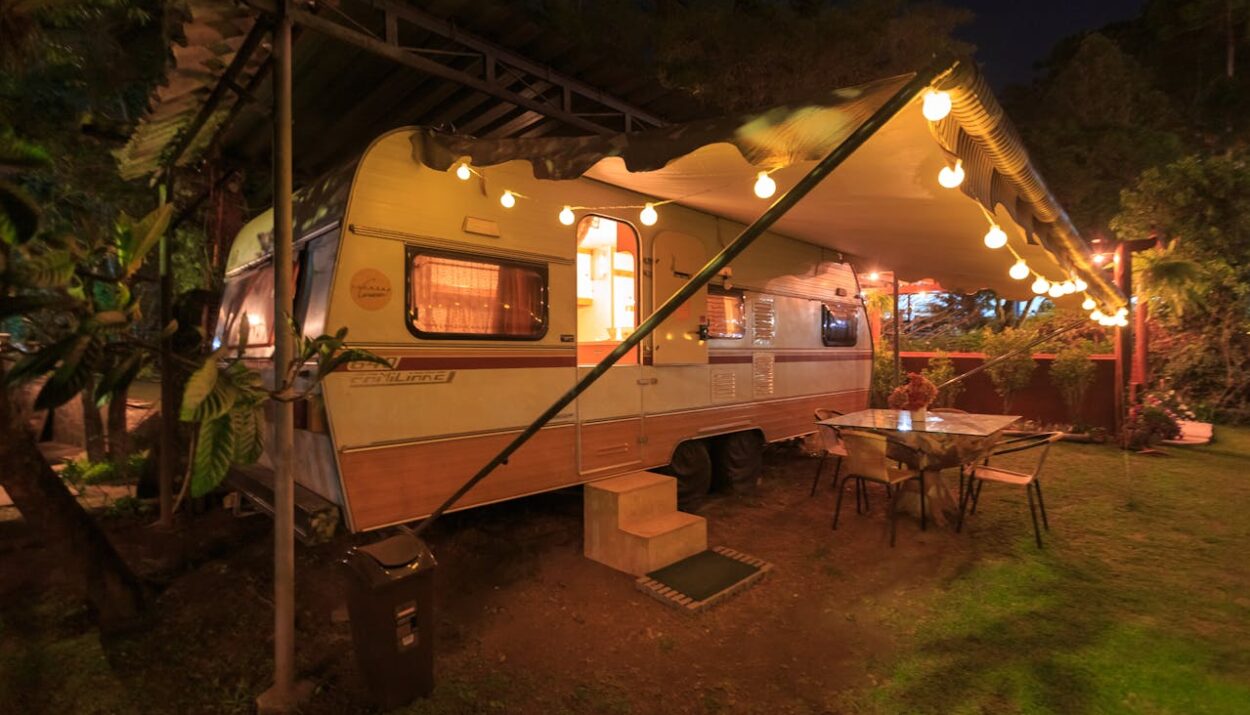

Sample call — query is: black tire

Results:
[659,440,713,509]
[711,430,765,493]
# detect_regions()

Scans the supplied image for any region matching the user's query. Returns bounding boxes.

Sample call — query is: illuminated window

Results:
[821,303,858,347]
[217,260,302,349]
[575,216,638,365]
[406,248,547,340]
[706,287,746,339]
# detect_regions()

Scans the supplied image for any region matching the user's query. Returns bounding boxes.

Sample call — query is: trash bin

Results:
[340,531,437,708]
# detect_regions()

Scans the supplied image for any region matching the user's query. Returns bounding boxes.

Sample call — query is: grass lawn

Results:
[1,428,1248,714]
[848,427,1250,714]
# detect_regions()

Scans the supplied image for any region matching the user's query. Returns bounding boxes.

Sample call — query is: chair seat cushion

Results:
[824,444,849,457]
[972,465,1033,485]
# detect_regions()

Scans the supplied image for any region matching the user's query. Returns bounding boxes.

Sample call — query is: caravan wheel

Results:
[711,430,765,493]
[660,440,713,509]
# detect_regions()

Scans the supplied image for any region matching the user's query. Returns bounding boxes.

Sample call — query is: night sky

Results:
[956,0,1149,88]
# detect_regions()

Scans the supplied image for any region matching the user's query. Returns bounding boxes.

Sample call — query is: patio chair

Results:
[834,429,926,547]
[957,432,1063,548]
[811,408,849,497]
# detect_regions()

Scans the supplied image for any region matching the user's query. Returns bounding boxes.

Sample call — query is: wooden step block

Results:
[619,512,707,576]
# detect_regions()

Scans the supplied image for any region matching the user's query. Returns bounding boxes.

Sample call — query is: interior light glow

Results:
[753,171,777,199]
[922,89,953,121]
[640,203,658,226]
[868,271,880,281]
[983,225,1008,249]
[938,160,965,189]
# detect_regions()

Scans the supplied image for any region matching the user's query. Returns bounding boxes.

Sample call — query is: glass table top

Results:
[818,409,1020,437]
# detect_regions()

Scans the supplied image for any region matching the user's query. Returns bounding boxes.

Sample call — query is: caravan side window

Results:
[706,287,746,339]
[821,302,858,347]
[406,248,548,340]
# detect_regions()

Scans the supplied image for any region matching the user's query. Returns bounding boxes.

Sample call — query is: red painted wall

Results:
[900,352,1117,430]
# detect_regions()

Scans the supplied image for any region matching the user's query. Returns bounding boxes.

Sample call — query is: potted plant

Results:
[888,372,938,422]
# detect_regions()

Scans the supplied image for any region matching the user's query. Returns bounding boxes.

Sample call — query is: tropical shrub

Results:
[1050,342,1096,427]
[921,352,963,408]
[1123,400,1181,450]
[981,327,1037,412]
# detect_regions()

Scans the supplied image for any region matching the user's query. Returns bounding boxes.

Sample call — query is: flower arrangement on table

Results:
[887,372,939,416]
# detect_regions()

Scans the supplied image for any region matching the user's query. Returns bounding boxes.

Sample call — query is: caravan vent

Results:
[752,353,776,397]
[751,298,776,346]
[711,369,738,402]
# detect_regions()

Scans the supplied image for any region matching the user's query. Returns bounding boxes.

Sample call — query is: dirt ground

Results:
[0,441,972,715]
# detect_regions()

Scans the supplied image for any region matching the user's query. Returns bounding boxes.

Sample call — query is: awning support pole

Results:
[258,0,301,711]
[412,57,957,537]
[892,274,901,386]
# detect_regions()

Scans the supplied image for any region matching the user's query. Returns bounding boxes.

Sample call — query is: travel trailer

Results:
[217,128,872,533]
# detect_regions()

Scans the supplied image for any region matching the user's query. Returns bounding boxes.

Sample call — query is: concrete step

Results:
[619,512,707,576]
[586,470,676,524]
[584,472,707,576]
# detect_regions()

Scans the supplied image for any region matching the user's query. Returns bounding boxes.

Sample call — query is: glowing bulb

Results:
[753,171,776,199]
[1061,281,1076,295]
[455,162,471,181]
[559,206,575,225]
[1032,277,1050,295]
[640,203,658,226]
[1116,307,1128,317]
[1082,297,1096,311]
[1093,254,1105,265]
[1115,315,1129,327]
[1100,316,1115,327]
[983,225,1007,249]
[922,89,953,121]
[938,160,965,189]
[1074,278,1088,292]
[868,271,880,281]
[1091,310,1105,322]
[1009,260,1030,281]
[499,190,516,208]
[1048,283,1064,298]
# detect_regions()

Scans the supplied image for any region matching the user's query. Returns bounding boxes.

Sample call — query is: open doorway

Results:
[576,215,639,365]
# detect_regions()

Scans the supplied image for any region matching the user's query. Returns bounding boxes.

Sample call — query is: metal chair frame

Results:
[811,408,846,496]
[833,429,925,547]
[957,431,1062,548]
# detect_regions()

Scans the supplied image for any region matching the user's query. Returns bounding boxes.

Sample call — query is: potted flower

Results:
[888,372,939,422]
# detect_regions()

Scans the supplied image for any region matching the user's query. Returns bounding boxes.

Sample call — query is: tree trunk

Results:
[0,371,147,634]
[106,382,130,480]
[82,374,106,462]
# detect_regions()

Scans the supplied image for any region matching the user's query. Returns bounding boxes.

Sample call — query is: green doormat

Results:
[636,546,773,613]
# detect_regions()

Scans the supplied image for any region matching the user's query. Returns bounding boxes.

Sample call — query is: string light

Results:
[937,160,965,189]
[1074,277,1088,292]
[1061,280,1076,295]
[753,171,777,199]
[455,162,472,181]
[640,203,658,226]
[559,206,575,226]
[1091,309,1104,321]
[499,190,516,209]
[1048,282,1064,298]
[922,89,953,122]
[1032,277,1050,295]
[1116,307,1128,318]
[983,225,1007,249]
[1082,296,1096,311]
[1009,260,1030,280]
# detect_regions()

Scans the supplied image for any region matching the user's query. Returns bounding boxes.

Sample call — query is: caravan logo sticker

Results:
[349,268,391,310]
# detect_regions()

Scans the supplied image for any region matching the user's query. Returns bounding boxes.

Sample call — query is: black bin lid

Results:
[359,534,422,569]
[342,532,436,585]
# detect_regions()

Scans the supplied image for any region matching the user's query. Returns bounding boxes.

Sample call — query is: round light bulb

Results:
[1116,307,1128,317]
[1081,297,1096,311]
[938,160,965,189]
[1093,254,1105,265]
[1048,283,1064,298]
[753,171,776,199]
[640,203,658,226]
[922,89,953,122]
[1009,260,1030,281]
[983,225,1007,249]
[868,271,880,281]
[1091,309,1104,322]
[1100,316,1115,327]
[499,190,516,208]
[1061,280,1076,295]
[558,206,575,226]
[1074,278,1088,292]
[1115,315,1129,327]
[455,162,471,181]
[1031,277,1050,295]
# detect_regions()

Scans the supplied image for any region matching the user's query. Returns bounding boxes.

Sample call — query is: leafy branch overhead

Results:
[179,322,387,497]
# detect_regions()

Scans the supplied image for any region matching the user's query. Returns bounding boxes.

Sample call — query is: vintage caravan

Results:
[217,128,871,532]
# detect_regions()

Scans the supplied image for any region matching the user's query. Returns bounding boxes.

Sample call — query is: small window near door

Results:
[706,287,746,339]
[821,302,858,347]
[406,248,548,340]
[575,215,638,365]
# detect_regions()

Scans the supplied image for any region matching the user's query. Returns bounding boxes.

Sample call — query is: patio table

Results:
[816,409,1020,527]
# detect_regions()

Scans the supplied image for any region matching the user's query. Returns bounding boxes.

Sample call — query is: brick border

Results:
[634,546,773,614]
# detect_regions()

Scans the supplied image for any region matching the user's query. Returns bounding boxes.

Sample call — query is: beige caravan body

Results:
[218,128,870,532]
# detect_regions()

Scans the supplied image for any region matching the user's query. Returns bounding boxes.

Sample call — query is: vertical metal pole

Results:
[263,0,297,709]
[1113,242,1130,432]
[892,273,901,384]
[157,179,176,529]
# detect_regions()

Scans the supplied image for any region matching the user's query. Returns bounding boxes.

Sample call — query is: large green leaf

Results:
[34,334,100,410]
[4,334,76,385]
[94,353,143,407]
[230,404,264,465]
[191,415,234,497]
[0,132,51,169]
[14,249,75,288]
[179,353,220,421]
[118,203,172,278]
[0,180,41,246]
